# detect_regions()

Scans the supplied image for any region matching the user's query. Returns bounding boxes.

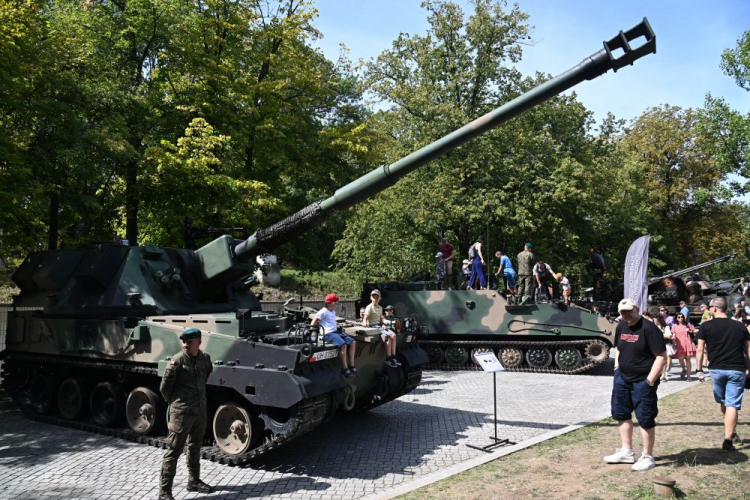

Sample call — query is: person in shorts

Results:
[604,298,666,471]
[311,293,357,378]
[556,272,571,305]
[696,297,750,451]
[363,290,401,368]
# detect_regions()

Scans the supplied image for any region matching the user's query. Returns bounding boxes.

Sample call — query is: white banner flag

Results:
[624,235,650,311]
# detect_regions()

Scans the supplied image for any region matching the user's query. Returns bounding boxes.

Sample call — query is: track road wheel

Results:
[30,374,58,415]
[499,348,523,369]
[424,346,444,364]
[444,346,469,366]
[554,348,582,371]
[213,404,252,456]
[90,382,124,427]
[585,341,610,364]
[525,347,553,368]
[58,378,89,420]
[126,387,162,435]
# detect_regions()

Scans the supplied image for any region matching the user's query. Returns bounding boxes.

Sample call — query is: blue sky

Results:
[312,0,750,124]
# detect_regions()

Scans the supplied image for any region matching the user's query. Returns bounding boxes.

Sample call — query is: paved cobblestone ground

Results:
[0,362,695,500]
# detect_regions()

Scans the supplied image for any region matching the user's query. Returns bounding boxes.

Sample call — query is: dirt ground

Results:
[400,379,750,500]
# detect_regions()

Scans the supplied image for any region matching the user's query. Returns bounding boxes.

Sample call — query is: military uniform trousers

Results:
[160,411,207,495]
[517,274,533,298]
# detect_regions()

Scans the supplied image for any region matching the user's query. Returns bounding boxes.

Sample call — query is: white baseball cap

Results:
[618,298,638,312]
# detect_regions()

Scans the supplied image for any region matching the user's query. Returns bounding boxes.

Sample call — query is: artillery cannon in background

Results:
[354,19,657,374]
[1,17,656,462]
[585,253,739,320]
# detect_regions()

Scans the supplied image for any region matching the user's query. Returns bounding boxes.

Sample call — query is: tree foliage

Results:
[0,0,373,272]
[333,0,663,286]
[721,30,750,91]
[1,0,749,295]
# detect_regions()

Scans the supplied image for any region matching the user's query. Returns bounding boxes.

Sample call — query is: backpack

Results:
[468,244,476,260]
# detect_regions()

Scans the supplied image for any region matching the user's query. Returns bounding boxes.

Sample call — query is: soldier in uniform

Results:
[516,242,536,304]
[158,328,214,500]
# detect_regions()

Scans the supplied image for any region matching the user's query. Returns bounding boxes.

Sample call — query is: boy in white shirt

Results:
[311,293,357,378]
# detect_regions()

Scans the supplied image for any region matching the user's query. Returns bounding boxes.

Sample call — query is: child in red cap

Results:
[311,293,357,378]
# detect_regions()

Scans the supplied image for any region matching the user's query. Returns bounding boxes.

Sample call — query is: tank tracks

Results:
[419,339,609,374]
[2,352,424,466]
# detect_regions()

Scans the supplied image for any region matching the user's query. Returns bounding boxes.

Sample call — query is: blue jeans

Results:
[611,369,659,429]
[711,369,747,409]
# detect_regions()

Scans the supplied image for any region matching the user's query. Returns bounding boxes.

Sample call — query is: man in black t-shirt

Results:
[696,297,750,451]
[604,298,666,472]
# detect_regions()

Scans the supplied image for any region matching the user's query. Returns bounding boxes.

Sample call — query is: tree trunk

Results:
[125,158,138,245]
[48,191,59,250]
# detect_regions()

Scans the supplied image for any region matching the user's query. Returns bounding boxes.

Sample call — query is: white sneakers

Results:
[631,453,656,471]
[604,448,636,464]
[604,449,656,471]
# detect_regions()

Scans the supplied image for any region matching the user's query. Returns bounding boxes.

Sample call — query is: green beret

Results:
[179,328,201,341]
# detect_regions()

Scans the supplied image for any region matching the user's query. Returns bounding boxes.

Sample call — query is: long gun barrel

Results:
[654,253,738,280]
[199,18,656,287]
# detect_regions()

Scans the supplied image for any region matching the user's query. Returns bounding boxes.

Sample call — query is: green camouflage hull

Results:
[374,289,617,373]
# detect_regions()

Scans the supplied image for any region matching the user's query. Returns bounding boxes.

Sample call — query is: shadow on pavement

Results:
[241,398,563,484]
[0,409,134,467]
[201,477,331,499]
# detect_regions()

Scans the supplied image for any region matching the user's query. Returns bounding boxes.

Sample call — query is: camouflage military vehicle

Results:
[586,253,738,321]
[361,284,617,373]
[1,17,655,462]
[1,246,426,466]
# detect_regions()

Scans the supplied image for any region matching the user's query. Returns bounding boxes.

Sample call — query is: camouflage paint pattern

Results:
[387,290,616,340]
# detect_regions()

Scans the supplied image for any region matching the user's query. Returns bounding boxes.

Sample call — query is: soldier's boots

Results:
[157,493,175,500]
[187,480,214,493]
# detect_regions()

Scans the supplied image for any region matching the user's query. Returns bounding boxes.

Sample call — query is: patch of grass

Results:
[397,383,750,500]
[623,485,661,500]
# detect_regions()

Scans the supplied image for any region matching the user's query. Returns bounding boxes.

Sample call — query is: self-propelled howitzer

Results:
[1,18,656,463]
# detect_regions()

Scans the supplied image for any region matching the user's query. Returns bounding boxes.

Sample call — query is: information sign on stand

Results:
[474,352,505,372]
[467,352,516,453]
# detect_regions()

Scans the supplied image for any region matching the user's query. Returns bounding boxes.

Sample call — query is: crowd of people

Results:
[438,236,577,305]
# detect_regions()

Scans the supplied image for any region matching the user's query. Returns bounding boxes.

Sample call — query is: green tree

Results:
[622,105,746,270]
[721,30,750,91]
[0,0,48,257]
[699,30,750,193]
[333,0,658,286]
[148,0,378,265]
